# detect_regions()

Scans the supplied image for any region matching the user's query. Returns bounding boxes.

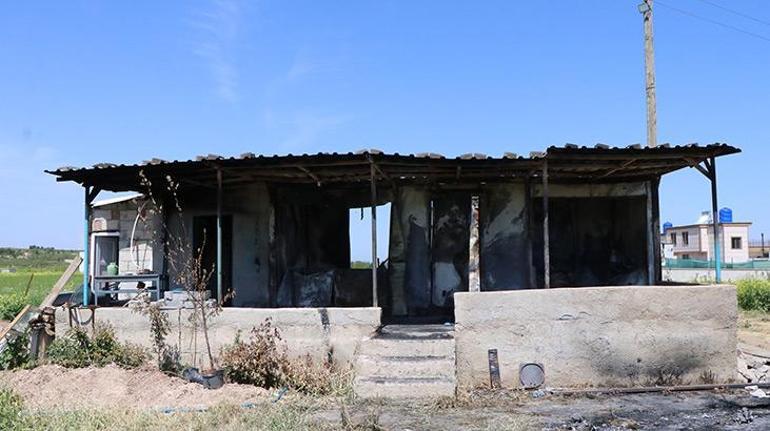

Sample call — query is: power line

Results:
[694,0,770,28]
[656,0,770,44]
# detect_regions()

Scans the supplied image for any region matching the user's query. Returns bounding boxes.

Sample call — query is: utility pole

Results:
[639,0,657,148]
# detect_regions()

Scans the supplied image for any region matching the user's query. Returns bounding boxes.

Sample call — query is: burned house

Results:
[48,144,741,395]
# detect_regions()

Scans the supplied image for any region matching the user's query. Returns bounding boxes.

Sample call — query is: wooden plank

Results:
[40,255,83,308]
[369,162,378,307]
[0,304,31,342]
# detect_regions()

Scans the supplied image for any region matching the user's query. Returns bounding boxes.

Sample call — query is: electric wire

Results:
[656,0,770,44]
[694,0,770,28]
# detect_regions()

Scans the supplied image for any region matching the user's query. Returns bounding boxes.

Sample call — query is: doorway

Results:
[192,215,233,303]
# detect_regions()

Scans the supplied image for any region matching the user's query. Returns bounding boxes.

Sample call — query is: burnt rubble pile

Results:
[738,350,770,383]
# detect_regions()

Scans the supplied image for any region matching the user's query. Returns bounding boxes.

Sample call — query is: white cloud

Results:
[189,0,242,102]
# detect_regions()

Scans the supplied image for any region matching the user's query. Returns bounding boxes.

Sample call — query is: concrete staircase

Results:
[353,324,456,399]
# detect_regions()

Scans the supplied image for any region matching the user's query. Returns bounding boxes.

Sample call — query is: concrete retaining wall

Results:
[663,268,770,283]
[56,307,381,368]
[454,285,737,389]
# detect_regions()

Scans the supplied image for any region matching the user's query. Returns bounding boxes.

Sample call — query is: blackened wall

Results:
[531,196,648,287]
[479,184,531,291]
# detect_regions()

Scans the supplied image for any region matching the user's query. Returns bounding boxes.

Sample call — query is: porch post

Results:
[369,161,378,307]
[82,186,91,306]
[709,156,721,283]
[542,159,550,289]
[216,168,223,304]
[645,181,655,285]
[468,195,480,292]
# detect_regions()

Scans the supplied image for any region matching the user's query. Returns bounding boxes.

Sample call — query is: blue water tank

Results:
[719,207,733,223]
[663,222,673,233]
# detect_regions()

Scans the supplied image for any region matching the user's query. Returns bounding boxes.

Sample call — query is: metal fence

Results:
[664,258,770,270]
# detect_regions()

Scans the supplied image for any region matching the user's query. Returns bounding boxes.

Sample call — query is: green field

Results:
[0,247,78,273]
[0,271,79,320]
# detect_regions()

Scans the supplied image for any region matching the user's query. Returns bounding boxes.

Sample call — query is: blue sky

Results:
[0,0,767,259]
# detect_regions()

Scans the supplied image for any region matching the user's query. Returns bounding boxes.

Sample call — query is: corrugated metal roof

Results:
[45,143,740,192]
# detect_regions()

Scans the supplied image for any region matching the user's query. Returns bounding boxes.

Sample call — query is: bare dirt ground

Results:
[739,310,770,355]
[1,365,769,430]
[307,389,770,430]
[0,364,271,410]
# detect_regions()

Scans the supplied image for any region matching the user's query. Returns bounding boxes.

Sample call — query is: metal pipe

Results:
[542,159,550,289]
[216,169,223,304]
[554,381,770,396]
[83,187,91,306]
[709,157,721,282]
[370,162,378,307]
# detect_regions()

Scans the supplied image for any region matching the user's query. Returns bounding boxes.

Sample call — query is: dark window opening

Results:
[731,237,742,249]
[682,232,689,246]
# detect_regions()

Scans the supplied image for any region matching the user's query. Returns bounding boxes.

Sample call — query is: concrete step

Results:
[377,324,454,340]
[359,337,455,357]
[355,354,455,379]
[354,376,456,399]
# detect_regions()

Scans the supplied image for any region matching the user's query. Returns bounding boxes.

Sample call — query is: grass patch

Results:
[737,279,770,312]
[0,387,316,431]
[0,272,79,317]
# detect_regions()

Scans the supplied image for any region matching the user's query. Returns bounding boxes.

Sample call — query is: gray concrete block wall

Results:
[55,307,381,369]
[454,285,737,389]
[92,199,162,275]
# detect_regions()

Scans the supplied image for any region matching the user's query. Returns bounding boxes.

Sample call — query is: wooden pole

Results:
[645,181,655,285]
[216,168,223,304]
[369,162,378,307]
[641,0,657,148]
[709,157,721,282]
[542,160,550,289]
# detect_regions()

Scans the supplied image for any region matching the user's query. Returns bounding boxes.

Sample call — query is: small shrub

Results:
[220,319,286,388]
[0,332,30,370]
[130,298,181,373]
[0,387,24,431]
[221,319,354,396]
[283,354,353,397]
[47,324,148,369]
[0,295,26,321]
[737,279,770,312]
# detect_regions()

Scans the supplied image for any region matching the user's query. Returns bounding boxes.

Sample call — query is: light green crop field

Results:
[0,272,79,309]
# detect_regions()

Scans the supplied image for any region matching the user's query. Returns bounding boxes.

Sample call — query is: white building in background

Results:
[661,221,751,263]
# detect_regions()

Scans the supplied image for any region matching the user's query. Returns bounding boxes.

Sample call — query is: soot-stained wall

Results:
[431,192,471,308]
[388,186,432,315]
[479,183,531,291]
[166,183,272,307]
